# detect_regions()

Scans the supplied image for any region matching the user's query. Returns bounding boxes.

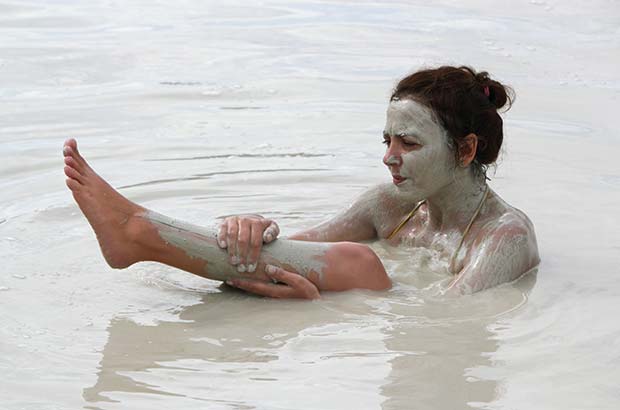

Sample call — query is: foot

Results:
[63,138,149,268]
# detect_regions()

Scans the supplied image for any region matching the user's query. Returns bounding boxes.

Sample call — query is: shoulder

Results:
[450,195,540,294]
[478,194,539,266]
[482,200,537,247]
[360,183,420,233]
[350,183,412,217]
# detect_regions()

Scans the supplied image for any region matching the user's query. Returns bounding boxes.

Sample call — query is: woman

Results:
[62,66,540,299]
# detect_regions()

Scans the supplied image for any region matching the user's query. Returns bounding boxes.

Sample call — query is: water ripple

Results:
[145,153,331,162]
[117,168,330,189]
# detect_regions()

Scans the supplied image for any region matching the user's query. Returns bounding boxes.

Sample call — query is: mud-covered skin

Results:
[291,99,540,294]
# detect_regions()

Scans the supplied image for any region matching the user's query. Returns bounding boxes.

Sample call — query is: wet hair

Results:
[391,65,514,177]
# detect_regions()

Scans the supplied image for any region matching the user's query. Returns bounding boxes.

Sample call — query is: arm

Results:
[447,219,540,295]
[289,183,406,242]
[222,184,405,298]
[217,185,386,271]
[227,241,392,298]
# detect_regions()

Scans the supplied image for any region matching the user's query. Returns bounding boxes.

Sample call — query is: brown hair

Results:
[391,65,514,176]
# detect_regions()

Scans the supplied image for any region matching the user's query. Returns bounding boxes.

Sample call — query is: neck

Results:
[425,168,487,232]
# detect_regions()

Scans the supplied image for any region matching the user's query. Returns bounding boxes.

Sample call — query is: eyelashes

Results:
[381,138,421,148]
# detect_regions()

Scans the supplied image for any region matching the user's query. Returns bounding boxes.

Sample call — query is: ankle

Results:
[125,211,170,259]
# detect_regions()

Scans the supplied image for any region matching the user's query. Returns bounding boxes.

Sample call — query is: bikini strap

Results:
[449,186,489,274]
[386,200,425,240]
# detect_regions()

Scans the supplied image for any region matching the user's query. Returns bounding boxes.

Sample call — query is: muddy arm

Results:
[289,184,407,243]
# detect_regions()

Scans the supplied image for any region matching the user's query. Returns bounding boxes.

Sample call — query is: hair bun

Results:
[475,71,513,110]
[391,65,515,173]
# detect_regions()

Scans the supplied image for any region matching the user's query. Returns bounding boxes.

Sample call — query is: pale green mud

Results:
[144,210,329,282]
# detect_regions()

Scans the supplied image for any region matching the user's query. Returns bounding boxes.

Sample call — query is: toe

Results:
[64,166,84,183]
[64,155,84,174]
[64,155,77,167]
[65,178,81,191]
[71,142,91,170]
[63,139,90,170]
[65,138,78,150]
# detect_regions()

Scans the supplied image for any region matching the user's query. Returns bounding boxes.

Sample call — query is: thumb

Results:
[262,221,280,243]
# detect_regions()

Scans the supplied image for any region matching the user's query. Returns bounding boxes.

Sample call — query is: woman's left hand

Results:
[226,265,320,299]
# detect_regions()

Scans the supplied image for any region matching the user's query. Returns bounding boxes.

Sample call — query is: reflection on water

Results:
[83,261,536,409]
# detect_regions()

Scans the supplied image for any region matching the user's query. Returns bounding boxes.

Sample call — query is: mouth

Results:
[392,174,407,185]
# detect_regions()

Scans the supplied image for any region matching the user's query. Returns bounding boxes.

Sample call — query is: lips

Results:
[392,174,407,185]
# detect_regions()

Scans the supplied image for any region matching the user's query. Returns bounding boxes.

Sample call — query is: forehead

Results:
[384,99,445,138]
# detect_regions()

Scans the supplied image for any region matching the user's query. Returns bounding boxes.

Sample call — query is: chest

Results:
[396,221,460,259]
[380,209,488,272]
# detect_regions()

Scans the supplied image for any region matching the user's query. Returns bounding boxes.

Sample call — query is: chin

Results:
[394,181,418,195]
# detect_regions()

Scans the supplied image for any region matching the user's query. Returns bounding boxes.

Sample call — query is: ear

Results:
[458,133,478,167]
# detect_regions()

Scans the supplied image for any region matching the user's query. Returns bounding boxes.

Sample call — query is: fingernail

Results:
[237,264,247,273]
[266,264,277,274]
[247,263,256,273]
[63,146,70,155]
[265,233,273,242]
[231,256,240,265]
[218,239,227,248]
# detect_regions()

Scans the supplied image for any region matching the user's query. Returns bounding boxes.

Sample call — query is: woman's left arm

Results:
[447,220,540,295]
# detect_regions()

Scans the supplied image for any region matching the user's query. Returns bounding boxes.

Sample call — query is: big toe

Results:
[63,138,87,165]
[63,139,75,155]
[65,138,77,149]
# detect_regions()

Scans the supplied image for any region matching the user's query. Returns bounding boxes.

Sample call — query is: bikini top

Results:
[386,186,489,274]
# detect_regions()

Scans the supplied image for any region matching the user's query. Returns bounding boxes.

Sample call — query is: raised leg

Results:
[62,139,390,291]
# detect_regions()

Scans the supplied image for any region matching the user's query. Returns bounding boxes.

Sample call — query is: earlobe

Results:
[459,133,478,167]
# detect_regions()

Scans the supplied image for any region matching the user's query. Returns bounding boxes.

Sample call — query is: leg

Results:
[62,139,390,291]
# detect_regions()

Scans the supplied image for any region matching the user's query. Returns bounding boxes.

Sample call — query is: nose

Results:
[383,139,403,168]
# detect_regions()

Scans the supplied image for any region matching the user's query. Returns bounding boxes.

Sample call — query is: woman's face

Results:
[382,99,456,199]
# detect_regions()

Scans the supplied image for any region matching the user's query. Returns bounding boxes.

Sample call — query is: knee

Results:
[325,242,391,291]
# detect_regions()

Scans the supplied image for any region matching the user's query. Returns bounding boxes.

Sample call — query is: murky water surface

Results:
[1,1,619,409]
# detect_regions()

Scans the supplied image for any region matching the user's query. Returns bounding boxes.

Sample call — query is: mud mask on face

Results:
[384,99,456,198]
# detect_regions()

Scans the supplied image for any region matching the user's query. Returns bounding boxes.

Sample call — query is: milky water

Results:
[1,1,619,409]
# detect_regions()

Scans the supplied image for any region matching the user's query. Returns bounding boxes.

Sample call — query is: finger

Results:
[226,279,295,299]
[217,221,228,249]
[236,219,251,271]
[247,222,264,272]
[226,218,239,264]
[265,265,304,287]
[262,221,280,243]
[265,265,320,299]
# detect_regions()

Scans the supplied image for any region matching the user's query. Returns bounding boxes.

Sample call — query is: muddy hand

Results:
[217,214,279,273]
[226,264,320,299]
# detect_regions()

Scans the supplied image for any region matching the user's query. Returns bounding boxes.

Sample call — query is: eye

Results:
[382,137,391,146]
[402,139,421,148]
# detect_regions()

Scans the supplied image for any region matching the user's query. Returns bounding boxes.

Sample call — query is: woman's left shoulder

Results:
[482,191,537,237]
[471,193,540,270]
[450,195,540,294]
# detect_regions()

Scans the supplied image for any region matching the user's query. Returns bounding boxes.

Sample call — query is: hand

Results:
[217,214,279,273]
[226,265,320,299]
